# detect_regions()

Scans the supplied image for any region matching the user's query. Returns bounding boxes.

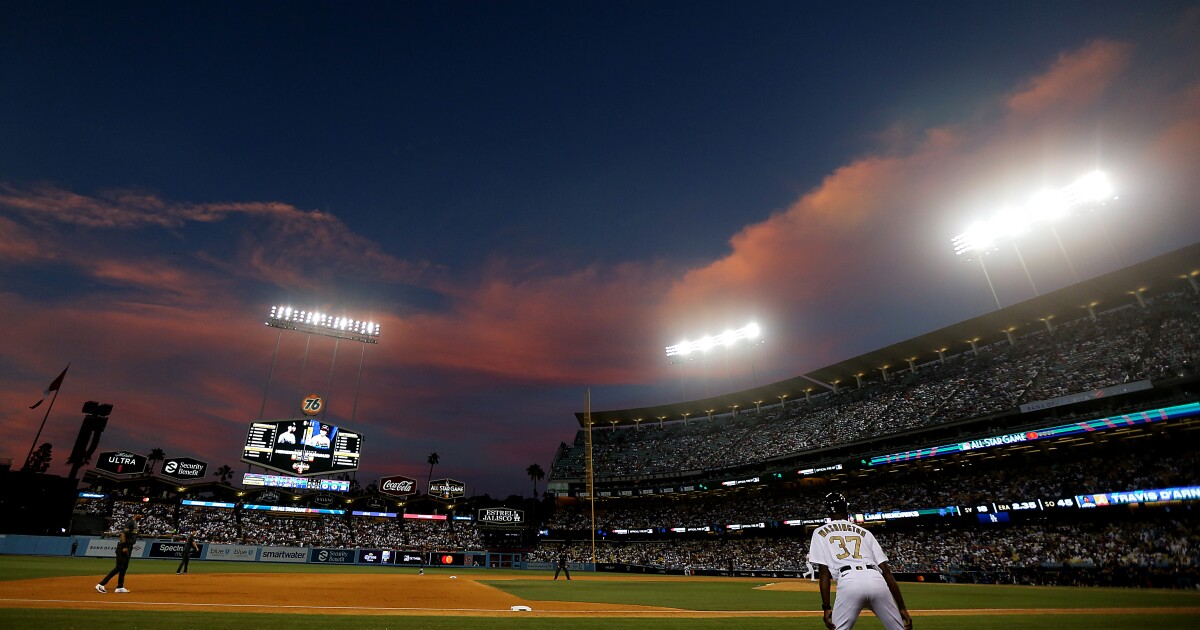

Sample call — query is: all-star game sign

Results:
[430,478,466,499]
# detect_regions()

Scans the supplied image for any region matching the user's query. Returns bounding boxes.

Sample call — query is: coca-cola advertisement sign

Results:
[378,475,417,497]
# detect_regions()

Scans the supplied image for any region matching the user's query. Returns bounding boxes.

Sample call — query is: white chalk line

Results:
[1,598,1194,616]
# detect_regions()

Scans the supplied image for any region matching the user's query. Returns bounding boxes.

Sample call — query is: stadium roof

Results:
[575,241,1200,428]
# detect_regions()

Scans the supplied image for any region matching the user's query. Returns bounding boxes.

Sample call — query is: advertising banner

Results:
[429,478,466,499]
[477,507,524,525]
[161,457,208,480]
[309,548,356,564]
[84,539,147,557]
[260,546,309,563]
[378,475,418,497]
[147,541,205,559]
[394,550,425,566]
[357,549,392,565]
[204,544,258,562]
[95,451,147,475]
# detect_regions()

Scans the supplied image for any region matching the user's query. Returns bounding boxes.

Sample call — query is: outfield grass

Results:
[485,578,1200,611]
[0,609,1197,630]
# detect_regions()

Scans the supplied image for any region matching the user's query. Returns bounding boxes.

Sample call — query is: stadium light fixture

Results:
[950,170,1117,259]
[265,306,381,344]
[665,322,763,358]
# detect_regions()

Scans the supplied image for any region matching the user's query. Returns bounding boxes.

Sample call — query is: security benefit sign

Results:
[95,451,147,475]
[477,507,525,526]
[161,457,208,480]
[378,474,418,497]
[430,478,466,499]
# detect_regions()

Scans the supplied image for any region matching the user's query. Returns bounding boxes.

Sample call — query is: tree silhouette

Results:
[426,452,439,494]
[26,443,53,473]
[215,464,234,484]
[526,463,545,499]
[148,447,165,473]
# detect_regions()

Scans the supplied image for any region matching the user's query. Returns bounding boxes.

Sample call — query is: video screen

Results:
[242,418,362,476]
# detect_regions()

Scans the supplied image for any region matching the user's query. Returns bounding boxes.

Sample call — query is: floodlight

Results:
[1028,189,1069,221]
[665,322,764,358]
[952,170,1118,256]
[266,306,381,343]
[1071,171,1114,204]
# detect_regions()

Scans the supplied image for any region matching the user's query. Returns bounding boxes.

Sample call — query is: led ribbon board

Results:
[868,402,1200,467]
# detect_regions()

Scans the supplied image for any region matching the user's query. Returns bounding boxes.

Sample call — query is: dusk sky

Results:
[3,1,1200,498]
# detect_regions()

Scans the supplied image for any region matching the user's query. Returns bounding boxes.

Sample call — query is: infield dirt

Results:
[1,572,1197,619]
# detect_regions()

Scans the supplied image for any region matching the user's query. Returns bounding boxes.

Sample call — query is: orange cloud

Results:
[1006,39,1132,120]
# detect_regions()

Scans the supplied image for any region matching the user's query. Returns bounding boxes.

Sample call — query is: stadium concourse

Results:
[61,245,1199,588]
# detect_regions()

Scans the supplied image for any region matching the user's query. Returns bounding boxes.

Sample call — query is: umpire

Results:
[96,512,143,594]
[176,530,200,574]
[553,546,572,580]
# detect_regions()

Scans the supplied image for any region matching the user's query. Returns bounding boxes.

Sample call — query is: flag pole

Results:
[24,386,62,471]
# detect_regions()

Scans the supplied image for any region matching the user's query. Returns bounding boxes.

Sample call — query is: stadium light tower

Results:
[259,306,382,425]
[951,171,1117,309]
[665,322,764,398]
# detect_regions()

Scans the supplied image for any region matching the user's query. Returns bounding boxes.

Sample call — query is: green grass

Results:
[484,578,1200,611]
[0,610,1196,630]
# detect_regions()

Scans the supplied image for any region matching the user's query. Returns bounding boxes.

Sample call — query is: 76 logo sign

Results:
[302,394,324,416]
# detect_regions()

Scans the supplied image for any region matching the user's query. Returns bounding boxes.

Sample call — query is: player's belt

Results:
[838,564,879,574]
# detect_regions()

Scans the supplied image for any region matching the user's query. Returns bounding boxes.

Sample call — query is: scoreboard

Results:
[242,418,362,476]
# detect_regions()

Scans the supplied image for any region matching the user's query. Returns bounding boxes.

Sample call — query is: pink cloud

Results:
[3,34,1200,494]
[1006,39,1132,120]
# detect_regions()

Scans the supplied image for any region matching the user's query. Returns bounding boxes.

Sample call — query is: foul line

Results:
[1,598,1197,617]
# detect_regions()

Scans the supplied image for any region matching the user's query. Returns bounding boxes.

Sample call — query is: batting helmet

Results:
[824,492,848,516]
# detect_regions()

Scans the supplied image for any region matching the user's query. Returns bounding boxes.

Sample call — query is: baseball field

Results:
[1,556,1197,629]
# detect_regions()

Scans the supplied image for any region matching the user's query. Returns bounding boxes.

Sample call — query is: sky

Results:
[2,1,1200,498]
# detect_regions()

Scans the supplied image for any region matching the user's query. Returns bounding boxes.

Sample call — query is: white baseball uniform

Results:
[808,519,906,630]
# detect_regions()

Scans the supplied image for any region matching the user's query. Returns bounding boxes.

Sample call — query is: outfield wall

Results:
[0,534,542,569]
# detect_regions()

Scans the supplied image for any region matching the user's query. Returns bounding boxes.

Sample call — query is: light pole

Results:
[952,171,1117,307]
[262,306,381,422]
[666,322,764,398]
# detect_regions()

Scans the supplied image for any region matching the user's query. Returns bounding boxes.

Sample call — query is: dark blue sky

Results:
[2,1,1199,497]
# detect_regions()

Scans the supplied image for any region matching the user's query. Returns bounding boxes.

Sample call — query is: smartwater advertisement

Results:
[259,546,309,563]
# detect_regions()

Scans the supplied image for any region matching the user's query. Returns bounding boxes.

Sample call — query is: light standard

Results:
[666,322,764,397]
[262,306,380,422]
[951,171,1117,308]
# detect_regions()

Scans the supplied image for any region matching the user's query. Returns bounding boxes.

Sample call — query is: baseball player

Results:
[96,512,143,594]
[176,530,200,574]
[553,546,572,580]
[808,493,912,630]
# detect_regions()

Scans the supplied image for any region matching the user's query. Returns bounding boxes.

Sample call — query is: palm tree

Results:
[148,447,165,473]
[215,464,234,484]
[426,452,439,494]
[526,463,545,499]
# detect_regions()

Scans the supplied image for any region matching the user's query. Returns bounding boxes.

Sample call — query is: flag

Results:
[29,364,69,409]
